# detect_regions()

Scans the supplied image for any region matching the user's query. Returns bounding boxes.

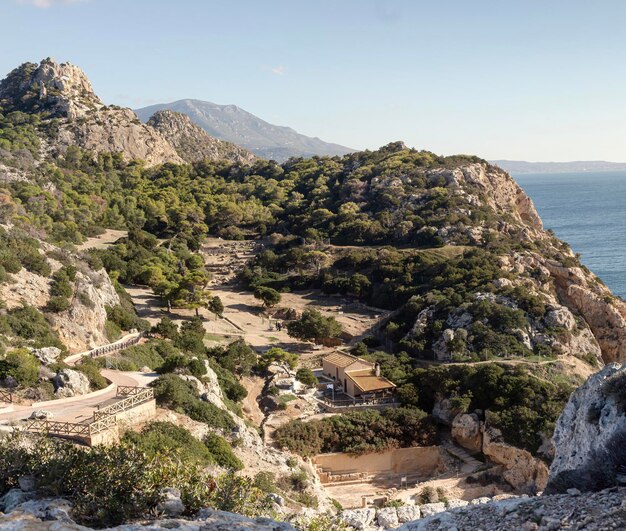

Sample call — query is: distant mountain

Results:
[135,99,355,162]
[491,160,626,174]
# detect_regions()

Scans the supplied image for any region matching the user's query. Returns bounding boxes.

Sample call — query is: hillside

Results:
[1,57,626,528]
[135,99,355,161]
[147,110,257,165]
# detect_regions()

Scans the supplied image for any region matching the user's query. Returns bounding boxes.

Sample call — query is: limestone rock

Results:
[419,502,446,517]
[148,110,256,165]
[29,346,61,365]
[53,369,90,396]
[29,410,53,420]
[396,504,421,523]
[0,489,35,512]
[156,487,185,517]
[377,507,399,528]
[483,425,548,493]
[451,413,482,453]
[432,397,457,425]
[544,305,576,330]
[0,58,182,166]
[547,363,626,493]
[340,508,377,529]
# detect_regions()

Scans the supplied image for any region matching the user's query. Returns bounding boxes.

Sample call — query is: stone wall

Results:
[313,446,444,484]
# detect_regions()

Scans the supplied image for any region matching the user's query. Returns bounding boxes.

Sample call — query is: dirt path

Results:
[77,229,128,251]
[240,376,266,427]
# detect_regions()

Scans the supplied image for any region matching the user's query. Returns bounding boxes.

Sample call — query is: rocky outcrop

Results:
[0,497,297,530]
[0,58,182,166]
[482,425,548,493]
[0,233,120,353]
[451,413,482,453]
[546,363,626,493]
[148,110,257,165]
[449,412,548,493]
[541,259,626,364]
[398,488,626,530]
[53,369,90,397]
[29,346,61,365]
[426,163,543,229]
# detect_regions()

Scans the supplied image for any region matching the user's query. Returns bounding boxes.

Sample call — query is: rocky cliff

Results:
[414,161,626,368]
[0,233,119,353]
[0,58,182,166]
[546,362,626,493]
[147,110,257,165]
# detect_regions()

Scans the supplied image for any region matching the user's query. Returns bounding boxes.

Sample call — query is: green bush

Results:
[204,433,243,470]
[75,359,107,390]
[0,431,272,527]
[150,374,234,431]
[296,367,318,387]
[0,349,39,387]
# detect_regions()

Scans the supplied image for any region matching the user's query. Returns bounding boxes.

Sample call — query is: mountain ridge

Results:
[135,98,355,162]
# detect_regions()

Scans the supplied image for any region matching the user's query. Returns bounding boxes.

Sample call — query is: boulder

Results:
[156,487,185,517]
[53,369,90,396]
[340,508,376,529]
[29,410,53,420]
[419,502,446,517]
[544,305,576,330]
[29,346,62,365]
[547,363,626,493]
[377,507,399,528]
[432,397,456,425]
[0,489,35,512]
[18,475,36,492]
[451,413,482,453]
[483,425,548,493]
[396,504,421,523]
[8,497,73,522]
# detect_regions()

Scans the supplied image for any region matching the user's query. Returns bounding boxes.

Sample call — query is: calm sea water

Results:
[515,171,626,298]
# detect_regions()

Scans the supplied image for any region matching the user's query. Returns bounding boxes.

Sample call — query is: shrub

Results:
[0,431,273,527]
[204,433,243,470]
[296,367,318,387]
[150,374,234,431]
[75,359,107,390]
[0,349,39,387]
[287,309,342,341]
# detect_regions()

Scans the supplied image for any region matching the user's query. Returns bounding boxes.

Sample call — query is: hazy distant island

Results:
[491,160,626,174]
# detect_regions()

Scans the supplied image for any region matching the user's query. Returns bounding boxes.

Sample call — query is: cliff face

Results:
[546,362,626,493]
[148,110,257,165]
[0,235,119,353]
[0,58,182,166]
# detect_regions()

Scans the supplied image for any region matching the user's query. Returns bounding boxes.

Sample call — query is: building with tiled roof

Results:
[322,352,396,399]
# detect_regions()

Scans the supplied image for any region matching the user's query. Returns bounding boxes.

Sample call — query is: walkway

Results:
[0,333,157,424]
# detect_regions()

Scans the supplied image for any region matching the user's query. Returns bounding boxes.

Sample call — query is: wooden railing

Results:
[0,390,12,403]
[26,386,153,440]
[319,395,399,408]
[87,333,144,359]
[93,387,153,420]
[25,414,116,437]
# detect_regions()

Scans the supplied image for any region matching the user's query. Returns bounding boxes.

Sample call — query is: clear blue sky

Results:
[2,0,626,161]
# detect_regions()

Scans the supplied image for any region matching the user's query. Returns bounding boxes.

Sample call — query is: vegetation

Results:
[150,374,235,431]
[274,408,436,456]
[287,309,342,342]
[0,431,269,527]
[124,422,242,470]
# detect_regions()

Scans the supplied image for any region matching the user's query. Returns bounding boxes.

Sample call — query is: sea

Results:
[515,171,626,299]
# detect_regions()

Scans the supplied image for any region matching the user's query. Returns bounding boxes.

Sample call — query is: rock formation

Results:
[546,362,626,493]
[147,110,257,165]
[0,58,182,166]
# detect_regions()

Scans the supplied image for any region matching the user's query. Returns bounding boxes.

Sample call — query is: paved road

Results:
[0,335,157,424]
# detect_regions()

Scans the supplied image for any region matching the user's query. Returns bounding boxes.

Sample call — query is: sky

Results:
[2,0,626,161]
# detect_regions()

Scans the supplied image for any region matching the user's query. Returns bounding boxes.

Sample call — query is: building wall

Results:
[313,446,444,483]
